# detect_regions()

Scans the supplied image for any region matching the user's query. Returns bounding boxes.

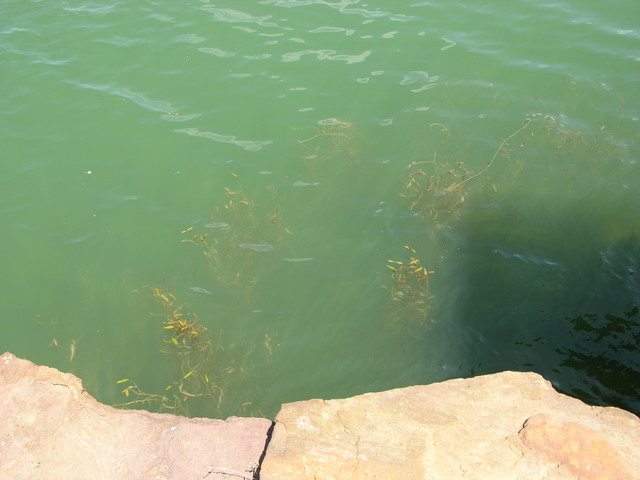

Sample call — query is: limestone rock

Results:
[260,371,640,480]
[0,352,272,480]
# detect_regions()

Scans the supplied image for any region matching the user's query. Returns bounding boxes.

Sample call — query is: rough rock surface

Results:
[260,371,640,480]
[3,353,639,480]
[0,352,272,480]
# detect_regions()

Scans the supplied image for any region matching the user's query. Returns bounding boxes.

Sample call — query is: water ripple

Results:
[94,36,149,47]
[10,48,74,66]
[281,49,371,63]
[174,128,272,151]
[238,243,275,252]
[201,6,278,27]
[399,71,439,92]
[174,34,206,44]
[61,4,116,16]
[309,26,355,35]
[67,82,178,114]
[160,113,202,122]
[198,47,236,57]
[263,0,417,21]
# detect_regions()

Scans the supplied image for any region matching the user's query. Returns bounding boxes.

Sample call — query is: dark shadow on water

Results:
[436,204,640,415]
[554,307,639,413]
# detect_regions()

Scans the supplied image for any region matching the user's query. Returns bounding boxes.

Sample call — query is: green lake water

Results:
[2,0,639,418]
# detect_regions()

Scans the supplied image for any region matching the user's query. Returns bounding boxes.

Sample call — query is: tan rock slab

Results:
[0,352,272,480]
[260,371,640,480]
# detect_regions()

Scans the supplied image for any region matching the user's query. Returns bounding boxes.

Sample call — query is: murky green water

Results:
[2,0,638,418]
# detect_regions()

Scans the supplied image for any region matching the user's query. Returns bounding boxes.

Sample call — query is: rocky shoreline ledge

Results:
[1,351,638,479]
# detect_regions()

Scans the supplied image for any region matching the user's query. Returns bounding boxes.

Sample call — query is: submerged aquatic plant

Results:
[403,120,532,226]
[527,112,627,166]
[296,118,362,172]
[116,286,272,417]
[384,245,436,332]
[404,154,471,223]
[116,286,220,416]
[181,182,290,296]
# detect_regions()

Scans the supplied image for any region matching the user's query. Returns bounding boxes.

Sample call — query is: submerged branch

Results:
[444,119,532,192]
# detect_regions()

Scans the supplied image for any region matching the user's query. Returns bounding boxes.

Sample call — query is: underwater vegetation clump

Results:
[104,107,638,419]
[115,174,290,417]
[296,118,362,172]
[384,245,436,332]
[116,286,220,416]
[402,120,532,226]
[386,119,538,332]
[403,155,471,224]
[116,286,272,417]
[182,182,290,296]
[525,113,630,169]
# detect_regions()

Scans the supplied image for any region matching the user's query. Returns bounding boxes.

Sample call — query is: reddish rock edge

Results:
[260,371,640,480]
[0,352,272,480]
[2,352,639,480]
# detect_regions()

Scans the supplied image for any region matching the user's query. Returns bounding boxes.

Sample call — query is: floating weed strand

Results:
[443,119,532,193]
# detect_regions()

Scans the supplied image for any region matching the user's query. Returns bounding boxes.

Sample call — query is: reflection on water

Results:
[556,235,640,415]
[559,307,639,415]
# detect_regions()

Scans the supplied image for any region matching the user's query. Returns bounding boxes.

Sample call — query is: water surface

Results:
[1,0,638,417]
